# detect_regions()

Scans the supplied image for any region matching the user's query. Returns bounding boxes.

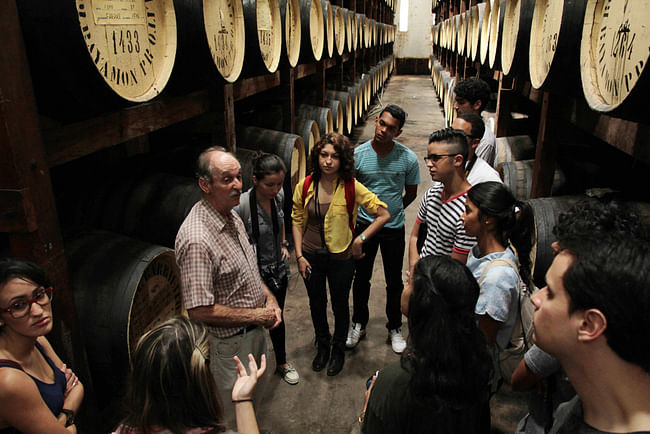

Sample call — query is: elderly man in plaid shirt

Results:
[175,146,282,427]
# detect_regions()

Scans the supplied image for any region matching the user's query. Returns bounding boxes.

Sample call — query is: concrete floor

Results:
[255,75,527,433]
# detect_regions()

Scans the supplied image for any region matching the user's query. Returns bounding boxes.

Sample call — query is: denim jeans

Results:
[352,223,405,330]
[303,251,355,348]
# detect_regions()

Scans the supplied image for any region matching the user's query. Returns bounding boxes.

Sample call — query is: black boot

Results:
[327,345,345,376]
[312,342,330,372]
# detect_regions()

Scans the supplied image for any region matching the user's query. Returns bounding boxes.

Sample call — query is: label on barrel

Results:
[538,0,562,77]
[309,0,323,58]
[92,0,146,25]
[286,0,300,65]
[589,0,649,105]
[77,0,175,101]
[205,0,244,82]
[129,253,183,353]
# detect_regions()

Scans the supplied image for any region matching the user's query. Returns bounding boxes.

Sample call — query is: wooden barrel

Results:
[444,77,457,127]
[579,0,650,119]
[171,0,245,86]
[369,19,377,47]
[299,0,324,62]
[326,90,353,134]
[499,159,566,201]
[364,14,371,48]
[297,104,333,135]
[357,13,366,50]
[529,0,588,91]
[488,0,506,69]
[235,148,256,190]
[360,74,371,110]
[67,230,183,410]
[346,83,361,122]
[343,8,353,52]
[331,5,345,55]
[349,10,358,50]
[296,118,320,163]
[237,126,306,191]
[457,11,469,55]
[325,99,344,134]
[494,135,536,167]
[279,0,301,67]
[242,0,283,75]
[469,3,486,61]
[16,0,176,120]
[528,196,590,287]
[479,0,494,64]
[322,0,334,58]
[501,0,535,77]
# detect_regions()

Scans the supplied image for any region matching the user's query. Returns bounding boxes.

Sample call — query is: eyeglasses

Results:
[424,153,458,163]
[1,287,53,319]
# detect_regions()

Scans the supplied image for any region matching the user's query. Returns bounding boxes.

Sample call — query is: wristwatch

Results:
[282,240,290,248]
[359,234,367,243]
[61,409,75,427]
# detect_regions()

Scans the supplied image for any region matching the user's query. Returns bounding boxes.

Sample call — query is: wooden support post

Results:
[317,61,326,107]
[0,0,97,423]
[280,67,296,134]
[494,72,515,137]
[531,92,559,198]
[223,84,236,151]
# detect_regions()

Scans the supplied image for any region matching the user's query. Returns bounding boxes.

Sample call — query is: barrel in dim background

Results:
[457,11,469,55]
[296,118,320,166]
[322,1,334,58]
[67,230,183,410]
[298,104,333,136]
[237,125,306,192]
[469,4,486,61]
[479,0,493,64]
[279,0,301,67]
[488,0,506,70]
[235,147,258,190]
[327,90,353,134]
[494,135,536,167]
[500,0,535,77]
[16,0,177,120]
[325,99,343,134]
[343,8,353,53]
[331,5,345,55]
[242,0,282,75]
[528,0,587,91]
[299,0,324,62]
[499,159,566,201]
[579,0,650,120]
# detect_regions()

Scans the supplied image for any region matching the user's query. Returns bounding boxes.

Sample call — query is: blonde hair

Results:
[119,316,224,433]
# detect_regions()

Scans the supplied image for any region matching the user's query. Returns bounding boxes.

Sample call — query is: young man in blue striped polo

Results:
[347,104,420,354]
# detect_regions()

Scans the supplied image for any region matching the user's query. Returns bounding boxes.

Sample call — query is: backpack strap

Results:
[344,178,356,234]
[478,257,520,285]
[302,175,313,204]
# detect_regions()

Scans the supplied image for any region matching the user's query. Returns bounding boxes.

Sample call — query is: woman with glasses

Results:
[115,316,264,434]
[0,258,84,433]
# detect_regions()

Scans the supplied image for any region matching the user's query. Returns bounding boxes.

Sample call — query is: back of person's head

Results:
[406,255,491,411]
[468,182,534,287]
[456,113,485,140]
[558,235,650,373]
[120,316,224,433]
[454,78,491,112]
[553,199,646,243]
[379,104,407,130]
[252,151,286,180]
[0,257,50,290]
[428,127,469,163]
[310,132,355,181]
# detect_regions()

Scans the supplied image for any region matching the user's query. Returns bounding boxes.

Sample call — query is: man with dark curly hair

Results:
[453,78,496,167]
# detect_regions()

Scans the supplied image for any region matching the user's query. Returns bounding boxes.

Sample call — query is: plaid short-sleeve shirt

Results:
[175,199,266,338]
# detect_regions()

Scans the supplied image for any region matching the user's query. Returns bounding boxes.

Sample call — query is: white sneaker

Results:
[388,328,406,354]
[345,323,366,348]
[276,363,299,385]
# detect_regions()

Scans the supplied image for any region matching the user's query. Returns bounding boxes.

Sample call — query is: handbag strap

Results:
[249,187,280,267]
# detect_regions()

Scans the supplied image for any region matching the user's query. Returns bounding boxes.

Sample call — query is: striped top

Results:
[416,183,476,257]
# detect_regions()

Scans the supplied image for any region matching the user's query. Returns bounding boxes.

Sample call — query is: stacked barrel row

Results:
[429,0,649,122]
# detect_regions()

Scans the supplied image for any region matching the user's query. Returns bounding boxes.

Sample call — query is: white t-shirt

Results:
[467,157,502,185]
[477,126,496,168]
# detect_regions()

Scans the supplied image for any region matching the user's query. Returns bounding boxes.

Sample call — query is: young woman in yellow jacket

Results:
[292,133,390,376]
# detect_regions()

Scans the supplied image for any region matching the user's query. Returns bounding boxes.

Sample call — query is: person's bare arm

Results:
[402,184,418,209]
[0,368,75,433]
[511,358,545,392]
[477,314,502,346]
[408,220,421,277]
[188,303,277,329]
[450,250,469,264]
[262,283,282,329]
[351,206,390,258]
[232,354,265,434]
[400,278,413,317]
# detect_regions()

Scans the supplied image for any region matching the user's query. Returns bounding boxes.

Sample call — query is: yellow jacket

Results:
[292,177,387,253]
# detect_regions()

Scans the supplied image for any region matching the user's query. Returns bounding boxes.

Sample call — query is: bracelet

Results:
[232,399,253,403]
[296,255,304,261]
[358,411,365,425]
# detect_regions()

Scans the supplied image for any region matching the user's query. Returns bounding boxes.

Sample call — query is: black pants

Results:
[352,223,405,331]
[266,274,288,366]
[303,251,355,348]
